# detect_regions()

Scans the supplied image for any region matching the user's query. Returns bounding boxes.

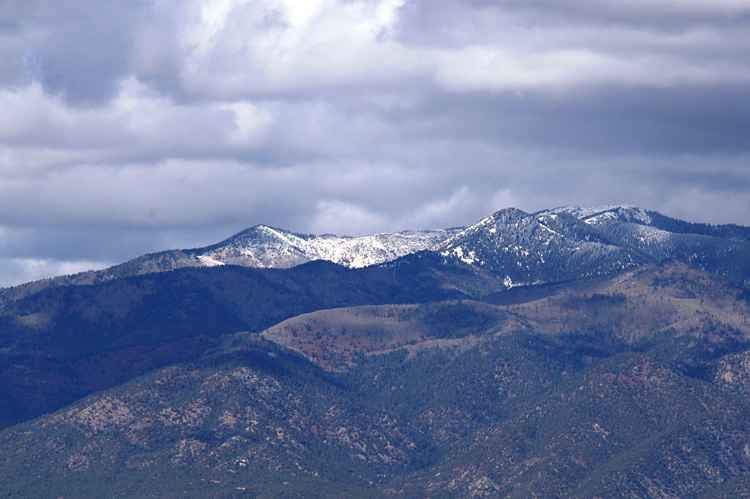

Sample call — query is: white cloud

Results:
[0,77,276,176]
[403,186,496,230]
[309,199,390,236]
[173,0,425,98]
[660,187,750,226]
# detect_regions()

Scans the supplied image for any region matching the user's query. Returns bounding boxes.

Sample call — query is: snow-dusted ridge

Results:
[95,205,750,294]
[538,204,653,225]
[4,204,750,301]
[434,207,649,288]
[192,224,463,269]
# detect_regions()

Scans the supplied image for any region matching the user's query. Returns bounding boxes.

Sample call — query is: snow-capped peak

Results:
[433,208,529,252]
[193,226,463,270]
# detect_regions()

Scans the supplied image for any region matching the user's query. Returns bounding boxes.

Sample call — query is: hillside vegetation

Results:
[2,206,750,497]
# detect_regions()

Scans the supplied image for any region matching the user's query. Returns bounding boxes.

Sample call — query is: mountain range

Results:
[4,204,750,301]
[1,205,750,498]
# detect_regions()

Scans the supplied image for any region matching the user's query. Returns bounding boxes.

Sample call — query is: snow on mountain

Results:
[550,205,674,251]
[539,205,674,251]
[193,225,463,269]
[541,205,750,285]
[435,208,649,287]
[3,204,750,302]
[541,204,653,225]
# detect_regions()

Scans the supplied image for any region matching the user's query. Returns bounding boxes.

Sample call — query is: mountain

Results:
[0,255,505,429]
[435,205,750,289]
[0,226,461,302]
[2,203,750,428]
[435,207,649,287]
[2,261,750,498]
[543,205,750,287]
[3,205,750,497]
[3,204,750,304]
[196,225,461,269]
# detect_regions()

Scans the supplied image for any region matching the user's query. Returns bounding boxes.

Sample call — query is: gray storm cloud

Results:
[0,0,749,287]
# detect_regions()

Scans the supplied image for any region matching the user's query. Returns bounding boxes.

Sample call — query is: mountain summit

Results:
[436,207,647,287]
[194,224,461,269]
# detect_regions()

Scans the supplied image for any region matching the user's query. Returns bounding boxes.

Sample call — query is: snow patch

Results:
[197,255,226,267]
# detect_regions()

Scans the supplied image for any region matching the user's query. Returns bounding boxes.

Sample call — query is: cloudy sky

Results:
[1,0,749,287]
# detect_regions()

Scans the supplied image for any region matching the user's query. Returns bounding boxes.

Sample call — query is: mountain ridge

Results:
[436,207,651,287]
[3,204,750,303]
[0,225,463,302]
